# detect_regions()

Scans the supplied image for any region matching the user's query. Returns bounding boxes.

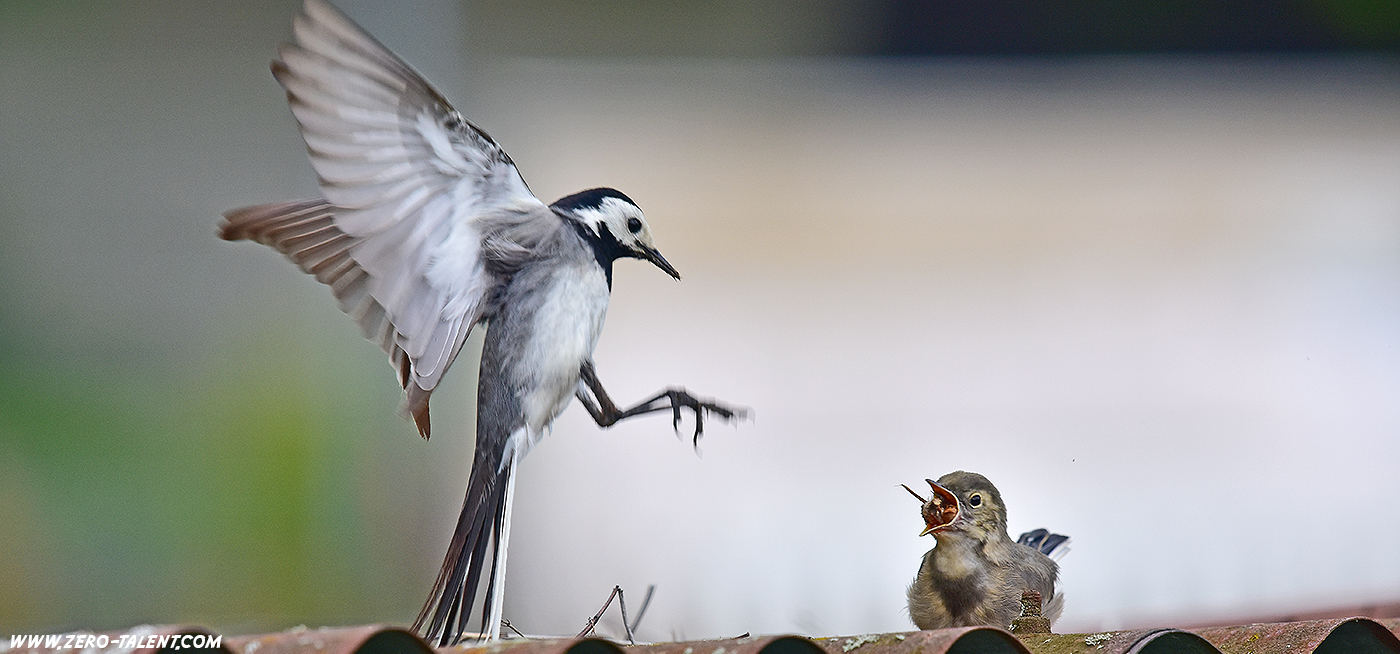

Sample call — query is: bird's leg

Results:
[574,361,746,446]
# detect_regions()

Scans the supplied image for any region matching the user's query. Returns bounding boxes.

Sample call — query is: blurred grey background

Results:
[2,0,1398,641]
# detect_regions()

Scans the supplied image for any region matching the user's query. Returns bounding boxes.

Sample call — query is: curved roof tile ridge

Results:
[11,619,1400,654]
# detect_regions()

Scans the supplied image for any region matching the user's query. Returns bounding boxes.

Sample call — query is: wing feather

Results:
[223,0,550,436]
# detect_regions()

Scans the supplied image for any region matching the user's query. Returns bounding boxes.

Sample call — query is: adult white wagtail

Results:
[902,471,1067,630]
[219,0,744,644]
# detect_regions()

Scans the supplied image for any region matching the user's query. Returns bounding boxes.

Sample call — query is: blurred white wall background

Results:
[1,0,1397,640]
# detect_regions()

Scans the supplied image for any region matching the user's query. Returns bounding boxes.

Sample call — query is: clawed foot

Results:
[576,362,750,446]
[645,389,749,448]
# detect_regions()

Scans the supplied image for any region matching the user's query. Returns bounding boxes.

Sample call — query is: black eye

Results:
[968,493,982,507]
[626,217,643,234]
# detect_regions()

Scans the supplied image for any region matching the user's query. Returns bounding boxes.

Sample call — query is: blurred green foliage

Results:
[0,293,449,632]
[1313,0,1400,45]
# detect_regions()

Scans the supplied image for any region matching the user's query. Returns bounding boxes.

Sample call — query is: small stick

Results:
[501,619,526,639]
[578,585,636,644]
[577,587,614,638]
[618,586,634,644]
[627,584,657,635]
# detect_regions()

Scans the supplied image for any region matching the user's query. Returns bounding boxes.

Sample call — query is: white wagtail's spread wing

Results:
[222,0,547,436]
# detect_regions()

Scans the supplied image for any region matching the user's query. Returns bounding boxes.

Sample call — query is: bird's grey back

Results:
[479,204,572,281]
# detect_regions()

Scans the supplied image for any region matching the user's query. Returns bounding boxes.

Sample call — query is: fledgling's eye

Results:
[967,493,983,507]
[626,217,643,234]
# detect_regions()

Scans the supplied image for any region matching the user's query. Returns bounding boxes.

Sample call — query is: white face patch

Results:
[572,196,657,254]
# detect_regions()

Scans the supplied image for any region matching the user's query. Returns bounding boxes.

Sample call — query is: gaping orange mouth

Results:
[902,479,960,536]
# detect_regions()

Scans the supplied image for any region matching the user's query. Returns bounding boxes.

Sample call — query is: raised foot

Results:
[647,388,749,447]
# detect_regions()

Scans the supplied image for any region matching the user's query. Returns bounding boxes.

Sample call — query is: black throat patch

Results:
[567,218,631,290]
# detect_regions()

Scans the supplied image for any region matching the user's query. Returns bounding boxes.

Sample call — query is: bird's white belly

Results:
[515,263,609,439]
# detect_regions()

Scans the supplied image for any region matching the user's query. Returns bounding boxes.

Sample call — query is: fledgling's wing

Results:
[1006,537,1064,626]
[221,0,549,436]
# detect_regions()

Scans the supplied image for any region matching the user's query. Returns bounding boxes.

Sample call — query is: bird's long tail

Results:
[413,438,515,645]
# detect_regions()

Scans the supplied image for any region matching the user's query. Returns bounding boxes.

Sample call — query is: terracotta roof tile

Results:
[8,619,1400,654]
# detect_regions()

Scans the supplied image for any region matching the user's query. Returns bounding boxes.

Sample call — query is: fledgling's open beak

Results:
[640,245,680,280]
[911,478,960,536]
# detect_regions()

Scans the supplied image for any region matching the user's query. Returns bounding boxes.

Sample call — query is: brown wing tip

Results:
[218,207,254,242]
[413,402,431,440]
[217,200,333,244]
[404,383,433,439]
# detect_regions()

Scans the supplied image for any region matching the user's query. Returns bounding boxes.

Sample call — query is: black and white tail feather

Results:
[1016,528,1071,561]
[220,0,744,646]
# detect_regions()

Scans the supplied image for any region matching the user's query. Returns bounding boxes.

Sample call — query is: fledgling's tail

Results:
[1016,528,1071,559]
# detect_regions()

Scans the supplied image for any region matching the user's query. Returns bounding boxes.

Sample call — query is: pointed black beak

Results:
[641,245,680,280]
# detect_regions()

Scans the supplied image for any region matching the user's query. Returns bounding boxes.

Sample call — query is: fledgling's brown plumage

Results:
[906,471,1063,630]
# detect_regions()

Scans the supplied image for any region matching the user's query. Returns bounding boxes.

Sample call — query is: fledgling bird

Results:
[903,471,1067,631]
[218,0,744,645]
